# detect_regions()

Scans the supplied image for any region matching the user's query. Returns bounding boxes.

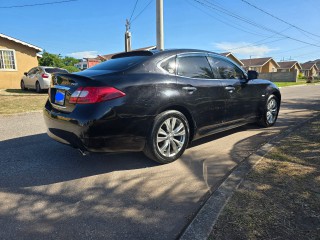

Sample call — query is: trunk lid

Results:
[49,73,100,113]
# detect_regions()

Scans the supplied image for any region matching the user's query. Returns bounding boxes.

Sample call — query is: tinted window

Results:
[208,57,244,79]
[89,56,149,71]
[28,68,37,75]
[160,56,176,74]
[177,56,214,79]
[45,68,68,74]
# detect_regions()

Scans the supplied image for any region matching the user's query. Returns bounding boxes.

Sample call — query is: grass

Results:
[210,116,320,240]
[273,79,320,87]
[0,89,48,115]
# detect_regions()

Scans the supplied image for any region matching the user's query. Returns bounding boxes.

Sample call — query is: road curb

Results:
[179,113,320,240]
[278,82,320,89]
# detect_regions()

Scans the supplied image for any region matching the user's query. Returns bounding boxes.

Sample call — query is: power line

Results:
[240,0,320,39]
[224,37,288,52]
[131,0,153,23]
[0,0,78,8]
[129,0,139,23]
[193,0,320,48]
[186,0,272,38]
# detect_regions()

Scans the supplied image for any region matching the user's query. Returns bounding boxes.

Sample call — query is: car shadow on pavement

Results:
[0,133,158,188]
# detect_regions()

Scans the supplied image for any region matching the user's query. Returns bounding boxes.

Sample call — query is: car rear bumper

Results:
[43,100,151,153]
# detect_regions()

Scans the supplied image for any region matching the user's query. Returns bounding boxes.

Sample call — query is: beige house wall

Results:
[261,61,278,73]
[292,64,300,72]
[0,38,39,89]
[311,66,317,76]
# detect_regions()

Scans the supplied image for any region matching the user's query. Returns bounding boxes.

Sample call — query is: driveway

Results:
[0,85,319,239]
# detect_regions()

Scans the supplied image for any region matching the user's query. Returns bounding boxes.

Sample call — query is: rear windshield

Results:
[45,68,68,74]
[89,56,149,71]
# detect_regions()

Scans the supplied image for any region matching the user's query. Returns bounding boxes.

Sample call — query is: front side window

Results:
[0,50,16,70]
[177,55,214,79]
[208,57,245,79]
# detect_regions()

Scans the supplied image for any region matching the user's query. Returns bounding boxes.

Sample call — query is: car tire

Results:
[143,110,190,164]
[258,94,279,127]
[36,81,42,93]
[20,80,26,90]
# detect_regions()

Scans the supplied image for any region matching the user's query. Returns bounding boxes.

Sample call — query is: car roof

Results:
[111,49,220,59]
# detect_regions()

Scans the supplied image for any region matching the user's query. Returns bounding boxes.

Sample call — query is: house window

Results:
[0,50,17,70]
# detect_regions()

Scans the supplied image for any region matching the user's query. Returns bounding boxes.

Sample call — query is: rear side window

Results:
[160,56,176,74]
[207,57,245,79]
[45,68,68,74]
[89,56,149,71]
[177,56,214,79]
[28,68,37,75]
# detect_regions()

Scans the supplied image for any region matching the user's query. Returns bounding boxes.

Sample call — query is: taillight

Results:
[42,73,49,78]
[69,86,126,104]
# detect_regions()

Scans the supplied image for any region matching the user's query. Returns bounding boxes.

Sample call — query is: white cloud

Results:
[214,42,277,58]
[67,51,99,59]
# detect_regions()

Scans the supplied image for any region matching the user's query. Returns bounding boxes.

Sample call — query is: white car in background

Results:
[21,66,68,93]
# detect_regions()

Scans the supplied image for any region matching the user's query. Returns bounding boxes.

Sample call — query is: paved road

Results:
[0,85,319,239]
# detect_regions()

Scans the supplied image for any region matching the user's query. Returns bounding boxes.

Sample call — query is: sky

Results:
[1,0,320,63]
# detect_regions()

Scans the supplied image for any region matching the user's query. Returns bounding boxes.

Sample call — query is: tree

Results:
[63,65,80,73]
[62,56,80,67]
[38,50,80,73]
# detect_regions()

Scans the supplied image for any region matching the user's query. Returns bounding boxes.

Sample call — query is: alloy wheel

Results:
[266,98,278,124]
[156,117,186,158]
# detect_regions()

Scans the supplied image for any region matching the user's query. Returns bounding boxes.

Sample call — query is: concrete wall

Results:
[0,38,39,89]
[259,70,298,82]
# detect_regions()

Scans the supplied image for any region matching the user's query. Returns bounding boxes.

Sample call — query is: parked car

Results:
[21,66,69,93]
[44,49,281,164]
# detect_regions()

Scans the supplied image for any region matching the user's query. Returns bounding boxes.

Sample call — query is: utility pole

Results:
[125,19,132,52]
[156,0,164,50]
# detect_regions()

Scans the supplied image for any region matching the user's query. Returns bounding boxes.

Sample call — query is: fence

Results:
[259,70,298,82]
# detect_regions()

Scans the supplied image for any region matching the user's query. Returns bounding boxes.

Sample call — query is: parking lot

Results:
[0,85,319,239]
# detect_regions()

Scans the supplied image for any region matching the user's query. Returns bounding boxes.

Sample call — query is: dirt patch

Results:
[210,116,320,240]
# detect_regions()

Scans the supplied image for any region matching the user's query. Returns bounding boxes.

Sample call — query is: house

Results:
[75,58,101,70]
[0,33,42,89]
[305,60,320,77]
[300,62,319,77]
[240,57,280,73]
[277,61,302,73]
[220,52,244,67]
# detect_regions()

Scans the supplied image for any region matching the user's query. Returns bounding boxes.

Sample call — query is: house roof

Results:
[0,33,42,52]
[99,46,156,61]
[84,58,101,62]
[220,52,244,66]
[240,57,280,68]
[301,62,319,71]
[304,60,320,71]
[220,52,231,57]
[277,61,302,70]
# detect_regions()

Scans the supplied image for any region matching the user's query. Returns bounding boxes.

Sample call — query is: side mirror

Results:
[248,70,258,80]
[24,72,28,76]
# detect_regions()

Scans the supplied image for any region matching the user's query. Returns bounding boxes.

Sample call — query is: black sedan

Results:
[44,49,281,164]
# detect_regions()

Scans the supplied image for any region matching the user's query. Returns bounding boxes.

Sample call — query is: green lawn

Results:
[273,79,320,87]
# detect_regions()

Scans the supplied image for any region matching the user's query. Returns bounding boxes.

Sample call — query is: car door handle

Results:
[225,86,235,92]
[182,86,197,93]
